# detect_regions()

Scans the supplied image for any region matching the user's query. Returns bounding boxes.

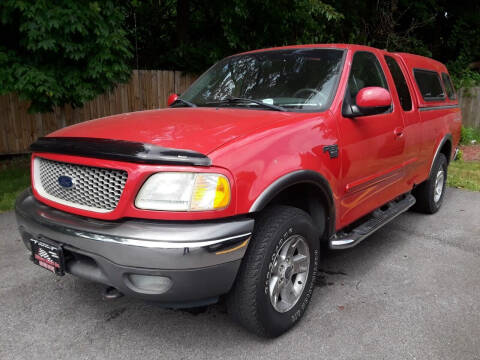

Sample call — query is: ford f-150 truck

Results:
[16,44,461,337]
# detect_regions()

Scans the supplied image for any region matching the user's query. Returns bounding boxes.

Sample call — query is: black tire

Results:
[412,153,448,214]
[227,205,320,337]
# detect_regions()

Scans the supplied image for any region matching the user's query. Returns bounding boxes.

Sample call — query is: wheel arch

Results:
[249,170,335,242]
[430,133,452,177]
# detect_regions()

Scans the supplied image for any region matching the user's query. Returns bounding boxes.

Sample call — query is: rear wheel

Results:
[412,153,448,214]
[227,205,320,337]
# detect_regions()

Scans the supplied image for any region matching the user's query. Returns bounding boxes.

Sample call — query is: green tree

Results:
[128,0,480,87]
[127,0,343,73]
[0,0,132,112]
[322,0,480,86]
[2,0,479,112]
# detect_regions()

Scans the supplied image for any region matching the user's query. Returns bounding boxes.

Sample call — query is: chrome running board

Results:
[329,194,416,250]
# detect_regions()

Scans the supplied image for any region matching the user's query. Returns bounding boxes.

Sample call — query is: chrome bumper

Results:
[15,189,254,304]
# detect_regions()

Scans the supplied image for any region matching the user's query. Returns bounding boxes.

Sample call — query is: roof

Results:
[235,43,373,56]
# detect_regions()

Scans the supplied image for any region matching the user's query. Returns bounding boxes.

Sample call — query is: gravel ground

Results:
[1,188,479,360]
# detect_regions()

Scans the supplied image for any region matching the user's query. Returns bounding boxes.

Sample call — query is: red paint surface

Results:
[356,87,392,108]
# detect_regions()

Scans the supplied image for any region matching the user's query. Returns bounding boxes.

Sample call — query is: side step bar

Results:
[329,194,416,250]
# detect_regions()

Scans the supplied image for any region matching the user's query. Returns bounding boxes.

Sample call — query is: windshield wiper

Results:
[171,98,197,107]
[205,96,287,112]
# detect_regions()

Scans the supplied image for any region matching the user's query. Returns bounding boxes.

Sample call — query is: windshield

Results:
[180,48,345,111]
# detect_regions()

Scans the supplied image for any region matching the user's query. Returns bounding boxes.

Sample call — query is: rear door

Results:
[384,54,424,190]
[338,50,406,226]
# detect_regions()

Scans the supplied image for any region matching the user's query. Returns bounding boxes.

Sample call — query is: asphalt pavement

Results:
[1,188,479,360]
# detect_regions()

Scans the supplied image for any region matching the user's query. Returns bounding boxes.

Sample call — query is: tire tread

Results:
[412,153,448,214]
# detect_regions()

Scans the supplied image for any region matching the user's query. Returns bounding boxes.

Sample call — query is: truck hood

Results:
[49,107,301,155]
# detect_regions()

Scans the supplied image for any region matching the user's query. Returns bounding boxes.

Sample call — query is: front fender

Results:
[248,169,336,239]
[249,170,334,213]
[208,112,341,221]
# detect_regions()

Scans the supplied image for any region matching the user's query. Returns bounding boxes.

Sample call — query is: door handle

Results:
[394,127,404,138]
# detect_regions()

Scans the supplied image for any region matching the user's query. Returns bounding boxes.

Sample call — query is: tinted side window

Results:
[385,56,412,111]
[347,51,388,103]
[441,73,456,100]
[413,69,445,101]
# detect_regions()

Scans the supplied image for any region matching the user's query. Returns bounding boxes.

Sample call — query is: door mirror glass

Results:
[167,93,178,106]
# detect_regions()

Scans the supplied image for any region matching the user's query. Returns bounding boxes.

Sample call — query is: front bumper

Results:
[15,189,254,306]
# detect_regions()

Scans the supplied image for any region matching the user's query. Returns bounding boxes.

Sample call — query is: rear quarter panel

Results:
[419,107,461,176]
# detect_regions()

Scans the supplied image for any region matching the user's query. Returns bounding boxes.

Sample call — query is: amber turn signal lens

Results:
[214,176,231,209]
[190,173,231,211]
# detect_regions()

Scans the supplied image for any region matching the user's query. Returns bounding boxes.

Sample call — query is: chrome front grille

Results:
[33,157,128,213]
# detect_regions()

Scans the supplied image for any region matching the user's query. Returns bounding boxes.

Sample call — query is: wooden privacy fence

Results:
[458,87,480,130]
[1,79,480,155]
[0,70,197,155]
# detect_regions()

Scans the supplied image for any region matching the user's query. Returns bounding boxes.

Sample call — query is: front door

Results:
[338,50,406,227]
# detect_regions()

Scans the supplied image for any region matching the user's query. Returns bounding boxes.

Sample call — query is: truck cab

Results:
[16,44,461,337]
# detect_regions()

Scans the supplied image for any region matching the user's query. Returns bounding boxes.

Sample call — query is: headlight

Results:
[135,172,231,211]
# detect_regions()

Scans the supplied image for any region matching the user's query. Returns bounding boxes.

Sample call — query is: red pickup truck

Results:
[16,44,461,337]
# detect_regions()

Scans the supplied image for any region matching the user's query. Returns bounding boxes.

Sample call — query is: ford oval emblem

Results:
[58,175,75,189]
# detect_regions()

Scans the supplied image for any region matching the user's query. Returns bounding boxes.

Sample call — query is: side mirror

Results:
[167,93,179,107]
[343,87,392,118]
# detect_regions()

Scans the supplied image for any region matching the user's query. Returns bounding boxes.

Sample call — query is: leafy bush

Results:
[455,149,463,161]
[0,1,132,112]
[126,0,480,83]
[461,127,480,145]
[448,55,480,89]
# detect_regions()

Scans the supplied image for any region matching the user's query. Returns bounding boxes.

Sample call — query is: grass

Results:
[461,126,480,145]
[447,160,480,192]
[0,157,30,212]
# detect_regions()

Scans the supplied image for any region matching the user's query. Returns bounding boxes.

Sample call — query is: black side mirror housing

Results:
[342,103,392,118]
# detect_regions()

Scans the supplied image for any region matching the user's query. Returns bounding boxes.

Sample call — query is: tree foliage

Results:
[126,0,343,73]
[128,0,480,87]
[0,0,132,112]
[1,0,479,113]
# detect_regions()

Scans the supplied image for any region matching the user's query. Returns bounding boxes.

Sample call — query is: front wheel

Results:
[412,153,448,214]
[227,206,320,337]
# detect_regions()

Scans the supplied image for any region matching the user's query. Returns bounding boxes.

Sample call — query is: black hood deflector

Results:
[30,137,212,166]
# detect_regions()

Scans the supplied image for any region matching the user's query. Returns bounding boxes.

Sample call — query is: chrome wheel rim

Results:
[268,235,310,313]
[434,169,445,203]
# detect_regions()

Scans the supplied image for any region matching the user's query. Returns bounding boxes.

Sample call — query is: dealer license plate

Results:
[30,237,65,276]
